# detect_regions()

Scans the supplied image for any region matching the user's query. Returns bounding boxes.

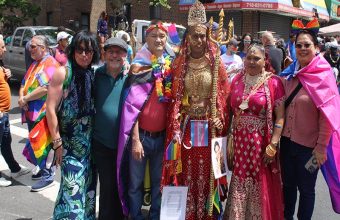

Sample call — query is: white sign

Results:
[211,137,228,179]
[160,186,188,220]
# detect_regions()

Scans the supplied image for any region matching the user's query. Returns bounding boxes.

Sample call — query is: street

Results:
[0,80,339,220]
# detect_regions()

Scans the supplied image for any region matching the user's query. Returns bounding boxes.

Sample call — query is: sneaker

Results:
[31,171,42,180]
[0,177,12,187]
[11,167,30,179]
[31,179,54,192]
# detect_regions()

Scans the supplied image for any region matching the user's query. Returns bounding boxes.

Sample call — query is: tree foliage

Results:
[0,0,41,33]
[149,0,171,9]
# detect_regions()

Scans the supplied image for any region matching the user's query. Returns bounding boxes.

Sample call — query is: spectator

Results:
[92,37,129,219]
[221,38,243,82]
[0,38,30,187]
[261,31,283,74]
[46,30,100,219]
[97,11,108,44]
[18,35,60,191]
[54,31,71,66]
[238,33,253,59]
[286,34,297,61]
[116,30,133,63]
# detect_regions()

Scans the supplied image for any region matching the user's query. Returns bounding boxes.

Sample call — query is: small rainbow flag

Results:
[168,24,181,45]
[29,111,53,168]
[165,140,180,160]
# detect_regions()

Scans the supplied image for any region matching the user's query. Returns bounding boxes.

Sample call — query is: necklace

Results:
[151,55,172,102]
[239,72,271,110]
[329,54,339,64]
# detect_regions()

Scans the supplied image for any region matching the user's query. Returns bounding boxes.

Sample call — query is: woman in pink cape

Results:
[280,20,340,219]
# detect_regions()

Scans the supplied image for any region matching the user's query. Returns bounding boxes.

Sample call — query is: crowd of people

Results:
[0,0,340,220]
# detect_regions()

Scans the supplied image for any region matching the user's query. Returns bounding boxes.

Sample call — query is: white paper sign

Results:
[211,137,228,179]
[160,186,188,220]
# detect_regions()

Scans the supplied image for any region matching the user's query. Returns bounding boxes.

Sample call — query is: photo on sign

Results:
[211,137,227,179]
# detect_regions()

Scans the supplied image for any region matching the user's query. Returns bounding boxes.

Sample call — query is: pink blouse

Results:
[282,77,332,154]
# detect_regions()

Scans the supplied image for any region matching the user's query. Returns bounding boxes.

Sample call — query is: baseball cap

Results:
[228,38,238,47]
[104,37,128,52]
[57,31,71,42]
[205,22,219,31]
[116,30,131,42]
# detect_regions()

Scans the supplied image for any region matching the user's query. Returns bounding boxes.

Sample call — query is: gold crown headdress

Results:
[187,0,207,27]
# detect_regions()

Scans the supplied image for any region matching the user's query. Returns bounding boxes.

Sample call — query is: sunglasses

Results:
[295,43,313,49]
[243,40,251,44]
[30,44,44,49]
[76,47,94,55]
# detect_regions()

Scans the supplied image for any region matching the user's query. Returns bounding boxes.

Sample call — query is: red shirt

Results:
[139,87,168,132]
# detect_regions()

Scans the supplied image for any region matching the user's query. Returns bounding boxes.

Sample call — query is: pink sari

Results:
[224,73,284,220]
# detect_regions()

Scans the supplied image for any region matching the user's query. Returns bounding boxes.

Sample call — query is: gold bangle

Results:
[266,144,277,157]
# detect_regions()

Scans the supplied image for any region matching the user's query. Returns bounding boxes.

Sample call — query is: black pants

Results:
[0,113,20,175]
[92,139,125,220]
[280,136,319,220]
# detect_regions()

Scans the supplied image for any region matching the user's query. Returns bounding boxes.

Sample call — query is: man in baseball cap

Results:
[54,31,71,66]
[92,37,129,220]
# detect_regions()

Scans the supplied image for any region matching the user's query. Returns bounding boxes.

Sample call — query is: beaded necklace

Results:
[151,54,172,102]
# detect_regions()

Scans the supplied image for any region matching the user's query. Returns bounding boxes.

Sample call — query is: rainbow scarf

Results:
[28,110,52,168]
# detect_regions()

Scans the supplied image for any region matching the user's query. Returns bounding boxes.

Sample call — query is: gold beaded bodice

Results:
[184,56,212,101]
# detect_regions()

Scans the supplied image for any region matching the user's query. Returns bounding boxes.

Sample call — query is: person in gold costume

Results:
[161,1,229,219]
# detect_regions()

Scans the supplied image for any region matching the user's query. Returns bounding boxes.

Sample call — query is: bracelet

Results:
[274,123,283,129]
[265,144,277,157]
[53,143,62,151]
[52,137,62,144]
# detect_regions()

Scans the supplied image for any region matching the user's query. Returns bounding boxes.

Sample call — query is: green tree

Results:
[0,0,41,33]
[150,0,171,9]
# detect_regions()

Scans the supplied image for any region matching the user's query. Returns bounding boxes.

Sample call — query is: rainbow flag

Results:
[165,140,180,160]
[28,112,53,168]
[168,24,181,45]
[191,120,209,147]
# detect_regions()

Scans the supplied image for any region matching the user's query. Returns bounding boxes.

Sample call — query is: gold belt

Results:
[184,106,210,117]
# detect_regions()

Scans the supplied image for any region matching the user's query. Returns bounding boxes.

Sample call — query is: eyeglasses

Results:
[295,43,313,49]
[75,47,94,55]
[29,44,44,49]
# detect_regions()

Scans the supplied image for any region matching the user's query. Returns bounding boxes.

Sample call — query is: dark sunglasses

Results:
[75,47,94,55]
[295,43,313,49]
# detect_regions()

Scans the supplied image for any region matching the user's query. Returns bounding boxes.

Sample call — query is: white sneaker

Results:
[0,177,12,187]
[11,167,30,179]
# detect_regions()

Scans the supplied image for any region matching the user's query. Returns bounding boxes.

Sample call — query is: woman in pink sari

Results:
[224,44,285,220]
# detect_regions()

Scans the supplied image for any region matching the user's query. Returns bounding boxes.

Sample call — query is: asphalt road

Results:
[0,80,339,220]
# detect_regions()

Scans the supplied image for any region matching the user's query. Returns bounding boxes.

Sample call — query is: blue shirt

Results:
[93,64,128,149]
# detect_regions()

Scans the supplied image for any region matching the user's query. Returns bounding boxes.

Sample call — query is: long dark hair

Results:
[238,33,253,52]
[66,30,100,66]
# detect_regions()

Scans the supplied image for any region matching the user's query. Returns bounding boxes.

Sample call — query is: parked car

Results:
[3,26,74,81]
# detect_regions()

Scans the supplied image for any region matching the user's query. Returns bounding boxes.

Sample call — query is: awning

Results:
[325,0,340,21]
[319,22,340,35]
[179,0,329,21]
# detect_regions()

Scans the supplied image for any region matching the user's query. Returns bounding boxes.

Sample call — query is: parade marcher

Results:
[54,31,71,66]
[221,38,243,82]
[0,38,30,187]
[261,31,283,74]
[116,20,175,219]
[237,33,253,59]
[161,1,229,219]
[324,42,339,80]
[46,30,100,219]
[224,44,285,220]
[92,37,129,220]
[280,19,338,220]
[18,35,60,191]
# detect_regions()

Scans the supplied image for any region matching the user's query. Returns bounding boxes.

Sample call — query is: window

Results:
[47,12,53,26]
[13,29,24,47]
[22,30,33,47]
[81,13,90,31]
